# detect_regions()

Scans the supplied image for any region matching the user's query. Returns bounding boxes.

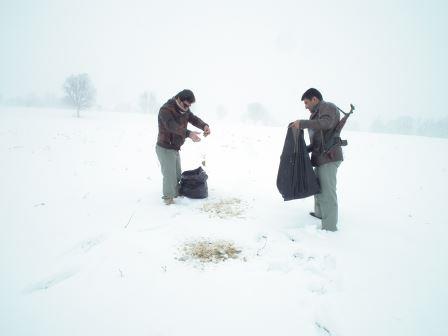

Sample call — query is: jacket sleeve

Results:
[188,111,208,130]
[159,107,188,137]
[300,104,337,131]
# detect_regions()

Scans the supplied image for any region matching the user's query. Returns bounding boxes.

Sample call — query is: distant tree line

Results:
[1,73,161,118]
[370,116,448,138]
[0,93,66,108]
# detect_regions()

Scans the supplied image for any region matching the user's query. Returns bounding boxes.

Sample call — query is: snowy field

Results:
[1,107,447,336]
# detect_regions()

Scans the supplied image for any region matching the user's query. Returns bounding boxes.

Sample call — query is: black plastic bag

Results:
[180,166,208,199]
[277,127,320,201]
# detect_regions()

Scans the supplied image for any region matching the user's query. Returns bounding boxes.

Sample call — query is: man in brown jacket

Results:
[156,89,210,205]
[291,88,342,231]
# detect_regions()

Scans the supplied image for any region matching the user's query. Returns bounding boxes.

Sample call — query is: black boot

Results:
[309,212,322,220]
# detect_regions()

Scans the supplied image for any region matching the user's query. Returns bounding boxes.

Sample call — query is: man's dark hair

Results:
[301,88,323,101]
[175,89,196,103]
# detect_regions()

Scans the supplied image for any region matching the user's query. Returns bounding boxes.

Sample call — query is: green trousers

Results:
[314,161,342,231]
[155,145,182,198]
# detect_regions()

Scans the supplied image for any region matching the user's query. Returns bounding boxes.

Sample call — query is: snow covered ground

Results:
[1,106,447,336]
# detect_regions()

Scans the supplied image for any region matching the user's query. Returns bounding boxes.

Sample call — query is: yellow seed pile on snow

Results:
[201,198,247,219]
[178,239,242,263]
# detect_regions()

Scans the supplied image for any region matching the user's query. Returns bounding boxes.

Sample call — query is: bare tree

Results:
[63,73,96,117]
[243,102,278,126]
[139,91,158,113]
[139,91,150,113]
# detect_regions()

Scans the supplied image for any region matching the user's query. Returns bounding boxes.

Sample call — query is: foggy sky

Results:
[1,0,447,124]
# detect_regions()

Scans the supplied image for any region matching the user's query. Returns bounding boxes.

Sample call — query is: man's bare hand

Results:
[203,125,211,137]
[290,120,300,129]
[189,131,201,142]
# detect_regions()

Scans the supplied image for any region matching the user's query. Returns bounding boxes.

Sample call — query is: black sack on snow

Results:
[277,127,320,201]
[179,166,208,199]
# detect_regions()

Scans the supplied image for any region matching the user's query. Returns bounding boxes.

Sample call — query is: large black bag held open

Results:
[277,127,320,201]
[179,166,208,199]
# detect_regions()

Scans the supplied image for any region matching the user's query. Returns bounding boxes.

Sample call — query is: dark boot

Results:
[309,212,322,220]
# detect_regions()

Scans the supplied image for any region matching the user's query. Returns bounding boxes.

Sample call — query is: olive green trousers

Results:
[314,161,342,231]
[156,145,182,198]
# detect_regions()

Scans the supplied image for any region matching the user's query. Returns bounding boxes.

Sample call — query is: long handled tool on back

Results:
[323,104,355,154]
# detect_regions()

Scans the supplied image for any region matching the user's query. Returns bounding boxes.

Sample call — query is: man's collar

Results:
[312,100,323,113]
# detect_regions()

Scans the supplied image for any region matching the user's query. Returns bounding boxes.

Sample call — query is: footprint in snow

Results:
[62,234,107,255]
[293,251,337,291]
[23,269,79,294]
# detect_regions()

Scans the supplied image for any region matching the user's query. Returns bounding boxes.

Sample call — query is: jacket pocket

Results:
[326,147,336,160]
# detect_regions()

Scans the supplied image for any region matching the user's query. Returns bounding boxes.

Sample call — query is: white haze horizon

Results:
[1,0,447,126]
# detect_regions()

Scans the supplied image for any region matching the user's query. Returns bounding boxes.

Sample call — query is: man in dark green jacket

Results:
[156,89,210,205]
[291,88,342,231]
